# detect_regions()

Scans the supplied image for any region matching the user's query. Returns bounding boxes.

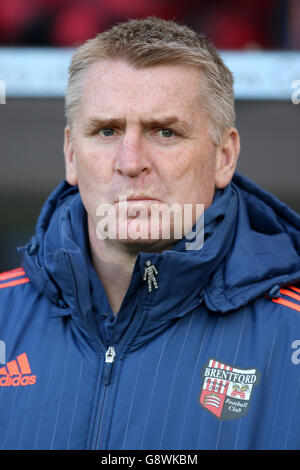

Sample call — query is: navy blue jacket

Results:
[0,172,300,450]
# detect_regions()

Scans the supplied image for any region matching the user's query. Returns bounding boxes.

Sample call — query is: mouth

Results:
[116,195,161,203]
[128,196,158,202]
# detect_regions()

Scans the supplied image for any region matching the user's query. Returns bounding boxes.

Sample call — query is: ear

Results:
[215,127,240,189]
[64,126,78,186]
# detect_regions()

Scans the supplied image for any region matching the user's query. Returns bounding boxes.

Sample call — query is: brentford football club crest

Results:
[199,358,260,421]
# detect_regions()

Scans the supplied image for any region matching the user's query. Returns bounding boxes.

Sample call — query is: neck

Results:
[87,217,174,315]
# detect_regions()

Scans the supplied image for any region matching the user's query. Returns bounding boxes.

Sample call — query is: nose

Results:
[114,131,149,178]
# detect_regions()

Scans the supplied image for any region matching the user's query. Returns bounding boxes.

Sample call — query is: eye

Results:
[99,128,115,137]
[159,128,174,138]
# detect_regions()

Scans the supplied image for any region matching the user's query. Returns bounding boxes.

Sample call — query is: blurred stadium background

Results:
[0,0,299,271]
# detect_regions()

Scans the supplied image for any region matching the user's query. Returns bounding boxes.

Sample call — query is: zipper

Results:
[64,251,149,449]
[91,346,116,450]
[92,305,147,449]
[103,346,116,386]
[64,252,118,448]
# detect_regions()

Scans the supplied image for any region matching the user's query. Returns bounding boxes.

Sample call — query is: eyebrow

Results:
[83,117,125,134]
[83,115,191,134]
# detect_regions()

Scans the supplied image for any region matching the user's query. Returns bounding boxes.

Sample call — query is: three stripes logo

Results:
[0,353,36,387]
[199,358,260,421]
[0,267,30,290]
[270,285,300,312]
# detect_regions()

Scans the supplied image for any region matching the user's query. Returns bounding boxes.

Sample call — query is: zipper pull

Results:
[103,346,116,386]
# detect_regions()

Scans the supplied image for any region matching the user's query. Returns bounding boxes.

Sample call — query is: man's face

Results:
[64,60,238,249]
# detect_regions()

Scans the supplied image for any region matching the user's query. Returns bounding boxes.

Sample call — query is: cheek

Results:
[161,147,214,183]
[73,145,114,218]
[75,143,113,185]
[159,147,216,204]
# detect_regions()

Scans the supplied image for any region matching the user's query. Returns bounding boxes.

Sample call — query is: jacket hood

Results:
[21,171,300,319]
[205,172,300,312]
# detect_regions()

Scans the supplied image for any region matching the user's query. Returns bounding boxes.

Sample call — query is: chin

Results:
[115,220,176,250]
[116,236,175,253]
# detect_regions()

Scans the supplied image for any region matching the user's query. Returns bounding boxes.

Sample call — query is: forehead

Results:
[80,59,204,120]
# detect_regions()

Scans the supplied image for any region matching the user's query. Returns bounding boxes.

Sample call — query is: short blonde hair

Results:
[65,17,235,145]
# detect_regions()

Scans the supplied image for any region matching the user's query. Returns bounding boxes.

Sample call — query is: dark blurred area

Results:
[0,0,299,50]
[0,0,299,272]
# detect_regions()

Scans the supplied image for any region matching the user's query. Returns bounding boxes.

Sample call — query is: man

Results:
[0,17,300,450]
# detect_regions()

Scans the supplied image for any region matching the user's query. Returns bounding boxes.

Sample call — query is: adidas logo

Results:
[0,353,36,387]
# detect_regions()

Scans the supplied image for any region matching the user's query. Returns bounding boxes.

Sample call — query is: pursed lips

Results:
[115,195,161,202]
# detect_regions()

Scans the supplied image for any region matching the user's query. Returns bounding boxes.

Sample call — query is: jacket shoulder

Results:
[0,266,45,332]
[0,267,31,313]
